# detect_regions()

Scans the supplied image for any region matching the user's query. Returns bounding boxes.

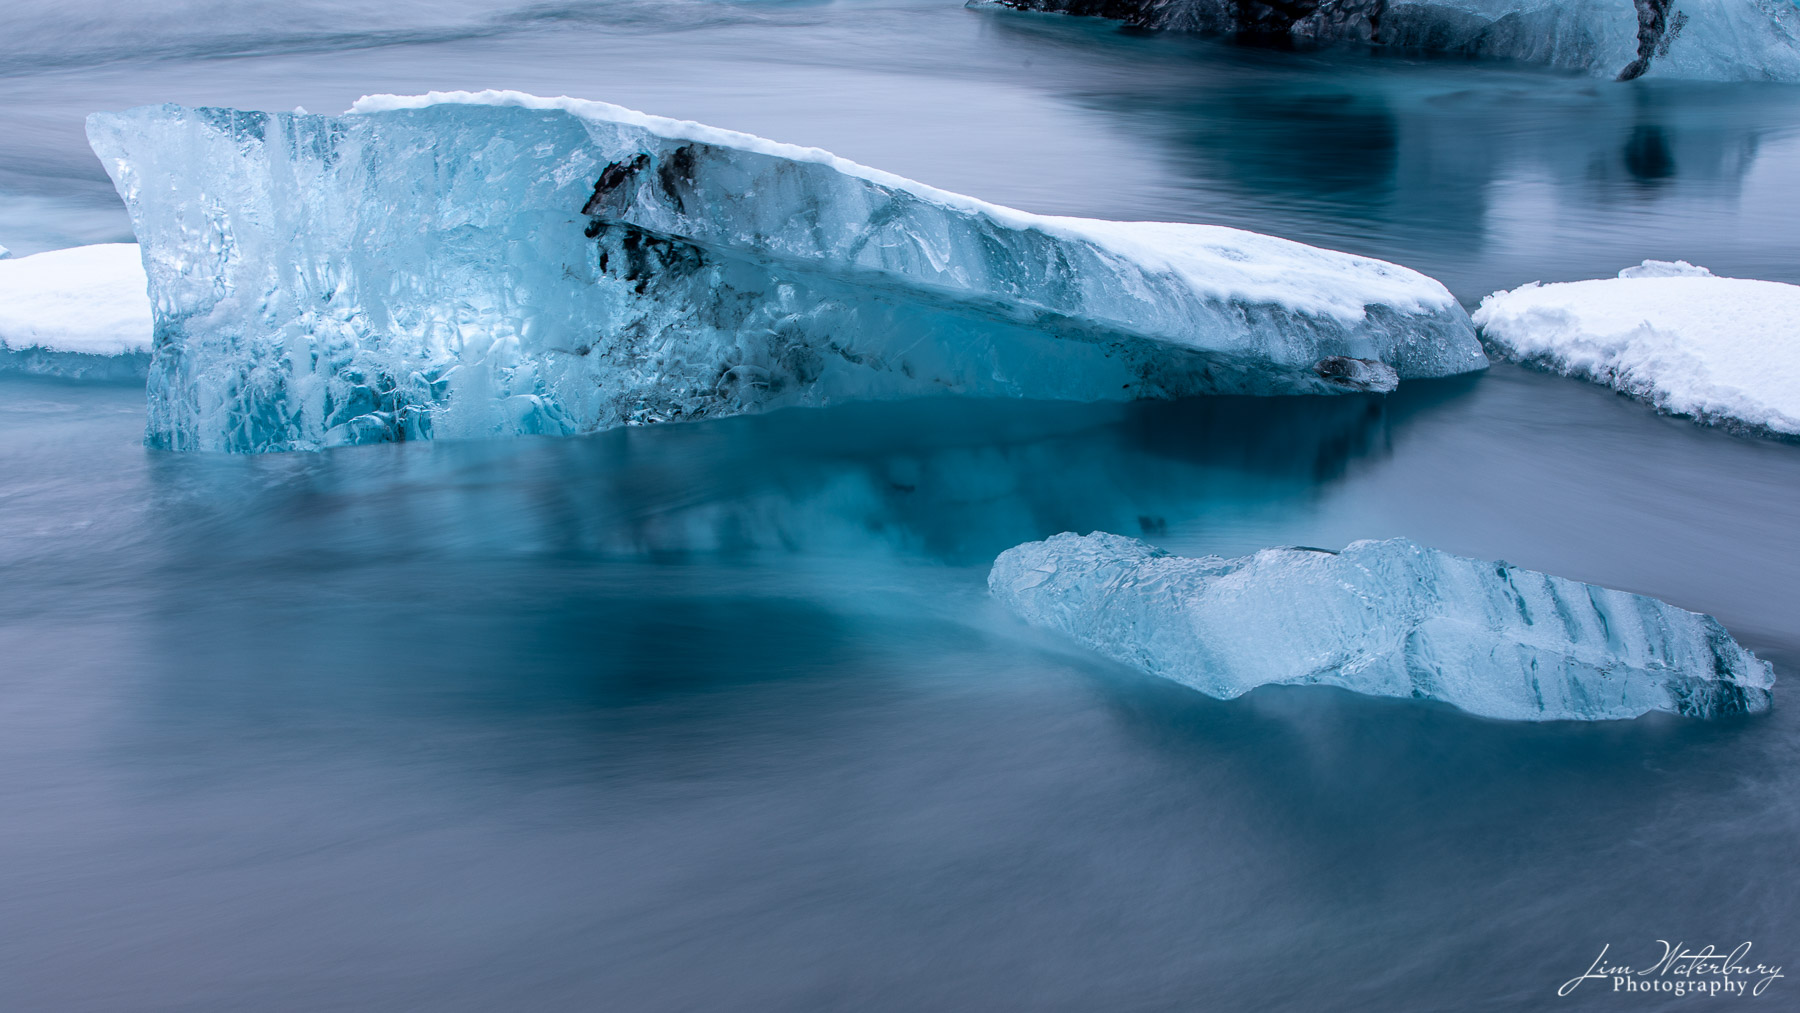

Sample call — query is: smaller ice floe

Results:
[0,243,152,380]
[990,533,1773,721]
[1474,264,1800,438]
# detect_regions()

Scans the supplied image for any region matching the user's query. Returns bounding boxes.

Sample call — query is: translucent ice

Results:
[1475,266,1800,437]
[990,532,1774,721]
[87,92,1483,453]
[980,0,1800,82]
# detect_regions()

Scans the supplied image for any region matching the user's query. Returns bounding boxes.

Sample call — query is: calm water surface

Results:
[2,2,1798,1010]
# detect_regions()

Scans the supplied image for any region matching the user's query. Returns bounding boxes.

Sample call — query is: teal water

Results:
[2,2,1799,1010]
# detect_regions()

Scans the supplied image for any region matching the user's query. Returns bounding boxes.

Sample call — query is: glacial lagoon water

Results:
[2,1,1799,1009]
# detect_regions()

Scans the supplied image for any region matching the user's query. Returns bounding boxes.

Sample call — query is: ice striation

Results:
[978,0,1800,82]
[0,243,152,381]
[1475,264,1800,438]
[990,532,1774,721]
[87,91,1483,453]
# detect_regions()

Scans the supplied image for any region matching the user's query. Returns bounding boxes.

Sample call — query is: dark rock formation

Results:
[988,0,1376,37]
[1618,0,1683,79]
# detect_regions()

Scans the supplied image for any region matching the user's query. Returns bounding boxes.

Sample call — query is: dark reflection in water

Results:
[977,11,1800,296]
[1173,86,1401,199]
[0,374,1505,593]
[133,392,1397,566]
[1623,123,1678,182]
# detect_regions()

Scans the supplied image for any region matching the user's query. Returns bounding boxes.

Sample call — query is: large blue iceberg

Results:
[979,0,1800,83]
[990,532,1774,721]
[86,92,1483,453]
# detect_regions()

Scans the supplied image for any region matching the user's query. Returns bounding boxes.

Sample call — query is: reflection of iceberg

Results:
[87,91,1483,453]
[974,19,1800,298]
[1475,264,1800,437]
[139,390,1412,566]
[0,243,151,380]
[990,532,1774,721]
[982,0,1800,81]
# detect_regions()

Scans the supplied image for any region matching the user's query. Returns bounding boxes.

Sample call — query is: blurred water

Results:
[2,2,1799,1010]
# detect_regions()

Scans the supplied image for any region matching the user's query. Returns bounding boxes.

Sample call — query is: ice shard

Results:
[990,532,1774,721]
[978,0,1800,83]
[86,91,1483,453]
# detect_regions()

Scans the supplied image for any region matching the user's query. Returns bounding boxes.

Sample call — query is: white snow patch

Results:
[1618,259,1714,279]
[1474,267,1800,436]
[0,243,152,355]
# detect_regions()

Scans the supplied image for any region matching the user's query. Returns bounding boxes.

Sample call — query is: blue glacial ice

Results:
[980,0,1800,82]
[86,91,1484,453]
[990,532,1774,721]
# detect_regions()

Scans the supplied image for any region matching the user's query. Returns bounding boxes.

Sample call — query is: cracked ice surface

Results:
[990,532,1774,721]
[87,91,1483,453]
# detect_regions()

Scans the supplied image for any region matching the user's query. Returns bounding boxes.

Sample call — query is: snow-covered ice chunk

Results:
[0,243,152,380]
[0,244,149,355]
[1474,268,1800,437]
[87,92,1483,453]
[1618,259,1713,279]
[990,532,1774,721]
[979,0,1800,83]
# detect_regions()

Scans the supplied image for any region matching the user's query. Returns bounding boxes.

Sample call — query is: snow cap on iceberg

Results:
[1474,266,1800,438]
[990,532,1774,721]
[87,92,1482,453]
[1618,259,1713,279]
[0,243,152,381]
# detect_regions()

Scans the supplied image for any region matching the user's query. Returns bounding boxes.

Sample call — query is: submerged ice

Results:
[87,91,1483,453]
[990,532,1774,721]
